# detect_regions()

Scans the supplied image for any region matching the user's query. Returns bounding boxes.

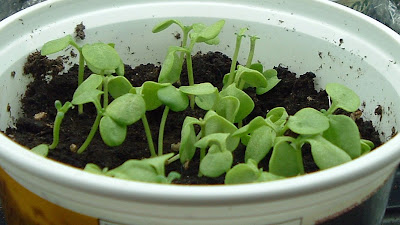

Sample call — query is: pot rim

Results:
[1,0,400,206]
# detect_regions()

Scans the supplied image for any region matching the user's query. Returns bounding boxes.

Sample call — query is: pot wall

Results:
[0,0,400,224]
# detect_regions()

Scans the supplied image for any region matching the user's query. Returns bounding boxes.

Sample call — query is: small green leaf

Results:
[83,164,107,175]
[72,74,103,106]
[326,83,360,113]
[31,144,49,157]
[235,65,267,88]
[245,126,275,164]
[215,96,240,123]
[152,19,184,33]
[256,69,281,95]
[195,133,230,150]
[99,115,127,147]
[116,59,125,76]
[106,160,160,183]
[192,20,225,43]
[140,81,170,111]
[106,93,146,125]
[269,141,304,177]
[220,84,254,123]
[142,153,174,176]
[232,116,268,137]
[204,114,239,151]
[225,160,260,184]
[82,43,121,73]
[195,92,219,110]
[257,172,285,182]
[200,145,233,177]
[265,107,288,134]
[158,46,187,84]
[179,117,200,163]
[157,85,189,112]
[41,35,74,56]
[323,115,361,159]
[108,76,133,99]
[250,63,263,73]
[307,135,352,170]
[360,139,374,155]
[287,108,329,135]
[179,83,218,95]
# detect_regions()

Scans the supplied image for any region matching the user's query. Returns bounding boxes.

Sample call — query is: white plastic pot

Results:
[0,0,400,224]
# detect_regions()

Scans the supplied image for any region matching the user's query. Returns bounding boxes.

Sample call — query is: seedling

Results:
[153,19,225,108]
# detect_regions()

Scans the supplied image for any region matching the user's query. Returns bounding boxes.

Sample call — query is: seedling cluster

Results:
[31,19,374,185]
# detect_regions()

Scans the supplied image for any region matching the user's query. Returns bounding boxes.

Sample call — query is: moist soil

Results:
[4,51,381,185]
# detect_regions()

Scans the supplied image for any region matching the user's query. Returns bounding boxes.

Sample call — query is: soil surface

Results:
[4,51,381,185]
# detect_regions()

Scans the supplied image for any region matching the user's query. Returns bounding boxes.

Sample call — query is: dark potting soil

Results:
[4,51,382,185]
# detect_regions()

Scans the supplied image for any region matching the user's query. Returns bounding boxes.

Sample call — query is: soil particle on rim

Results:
[4,51,382,185]
[75,22,86,40]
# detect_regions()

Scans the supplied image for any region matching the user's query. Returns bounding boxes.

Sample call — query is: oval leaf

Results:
[195,92,219,110]
[307,136,352,170]
[106,160,159,183]
[215,96,240,123]
[269,141,304,177]
[326,83,360,112]
[31,144,49,157]
[108,76,133,99]
[41,35,73,56]
[235,65,267,88]
[152,19,183,33]
[220,84,254,123]
[245,126,276,164]
[72,74,104,105]
[157,85,189,112]
[287,108,329,135]
[141,81,170,111]
[106,93,146,125]
[256,69,281,95]
[100,116,127,147]
[195,20,225,43]
[200,146,233,177]
[225,160,260,184]
[82,43,121,72]
[179,117,200,163]
[323,115,361,159]
[158,48,183,84]
[179,83,217,95]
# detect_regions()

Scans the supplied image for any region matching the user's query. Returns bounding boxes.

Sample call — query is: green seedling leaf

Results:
[204,113,239,151]
[269,141,304,177]
[256,69,281,95]
[215,96,240,123]
[323,115,361,159]
[360,139,374,155]
[82,43,121,73]
[41,35,74,55]
[195,133,230,150]
[72,74,103,107]
[195,91,219,110]
[287,108,329,135]
[140,81,170,111]
[192,20,225,43]
[245,126,276,164]
[326,83,360,113]
[106,160,161,183]
[116,59,125,76]
[235,65,267,88]
[225,159,260,184]
[142,153,174,176]
[99,115,127,147]
[179,83,218,95]
[84,164,107,175]
[257,172,285,182]
[266,107,288,125]
[106,93,146,125]
[158,46,188,84]
[307,135,352,170]
[220,84,254,123]
[31,144,49,157]
[157,85,189,112]
[232,116,268,137]
[199,145,233,177]
[250,63,263,73]
[108,76,133,99]
[179,117,201,163]
[152,19,184,33]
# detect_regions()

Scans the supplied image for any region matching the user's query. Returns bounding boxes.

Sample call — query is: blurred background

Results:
[0,0,400,224]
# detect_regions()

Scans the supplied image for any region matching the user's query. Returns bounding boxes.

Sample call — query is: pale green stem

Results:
[77,113,102,154]
[48,112,64,150]
[158,106,170,156]
[198,127,206,177]
[227,34,244,86]
[103,75,110,108]
[186,41,196,109]
[167,154,180,164]
[142,114,157,157]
